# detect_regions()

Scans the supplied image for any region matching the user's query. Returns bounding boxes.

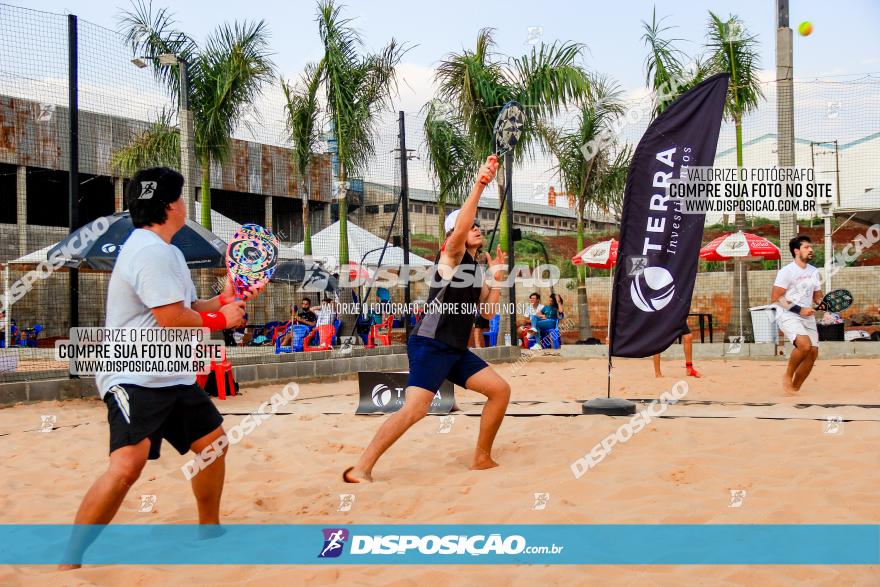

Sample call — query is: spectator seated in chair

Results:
[223,313,251,346]
[279,297,317,347]
[530,293,561,349]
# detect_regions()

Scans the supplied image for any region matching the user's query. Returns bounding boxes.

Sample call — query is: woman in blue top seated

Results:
[529,293,561,342]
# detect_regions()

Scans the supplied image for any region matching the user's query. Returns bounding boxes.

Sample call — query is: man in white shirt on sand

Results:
[771,235,823,395]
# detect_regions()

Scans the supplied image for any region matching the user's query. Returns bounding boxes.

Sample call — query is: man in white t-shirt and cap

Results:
[771,235,823,395]
[60,167,264,569]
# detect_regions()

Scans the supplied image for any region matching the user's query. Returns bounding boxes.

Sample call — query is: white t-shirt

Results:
[525,303,541,318]
[95,229,198,397]
[774,261,821,309]
[316,305,335,326]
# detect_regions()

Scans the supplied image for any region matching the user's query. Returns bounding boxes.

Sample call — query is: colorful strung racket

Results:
[484,100,525,251]
[226,224,279,299]
[816,288,853,313]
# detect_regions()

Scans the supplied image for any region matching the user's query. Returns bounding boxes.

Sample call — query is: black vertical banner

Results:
[609,73,729,358]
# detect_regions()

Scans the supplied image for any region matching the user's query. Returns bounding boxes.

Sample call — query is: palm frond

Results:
[435,28,512,159]
[111,108,181,176]
[705,11,764,121]
[641,7,689,118]
[511,40,591,118]
[317,0,404,177]
[541,74,626,212]
[192,19,274,164]
[282,60,324,183]
[422,101,477,209]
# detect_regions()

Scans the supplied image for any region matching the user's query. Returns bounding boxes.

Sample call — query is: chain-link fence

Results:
[0,2,878,383]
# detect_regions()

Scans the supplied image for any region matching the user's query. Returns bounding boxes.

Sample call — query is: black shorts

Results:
[104,383,224,460]
[474,315,490,329]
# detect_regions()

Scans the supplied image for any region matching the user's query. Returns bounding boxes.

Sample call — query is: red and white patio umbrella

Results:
[700,231,780,261]
[572,239,618,269]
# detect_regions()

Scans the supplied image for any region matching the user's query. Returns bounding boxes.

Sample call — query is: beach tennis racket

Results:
[479,100,525,186]
[484,100,525,251]
[226,224,279,300]
[816,289,852,313]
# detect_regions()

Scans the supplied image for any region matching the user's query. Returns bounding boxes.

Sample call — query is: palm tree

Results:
[110,108,180,173]
[422,100,477,240]
[642,8,711,119]
[539,76,628,338]
[281,61,324,254]
[315,0,404,265]
[435,28,591,339]
[115,1,274,230]
[706,11,764,342]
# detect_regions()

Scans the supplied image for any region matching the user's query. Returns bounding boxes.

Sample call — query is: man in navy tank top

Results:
[344,155,510,482]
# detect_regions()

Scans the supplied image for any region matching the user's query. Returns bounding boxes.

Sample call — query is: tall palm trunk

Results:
[302,170,312,254]
[338,162,349,265]
[200,160,212,229]
[576,204,592,339]
[728,118,753,342]
[437,199,446,242]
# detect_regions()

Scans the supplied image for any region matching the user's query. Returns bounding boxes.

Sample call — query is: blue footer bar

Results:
[1,524,878,565]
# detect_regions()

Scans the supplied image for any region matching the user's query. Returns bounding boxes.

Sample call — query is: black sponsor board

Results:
[356,371,455,415]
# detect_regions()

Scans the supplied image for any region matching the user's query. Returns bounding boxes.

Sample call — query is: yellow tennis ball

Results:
[798,21,813,36]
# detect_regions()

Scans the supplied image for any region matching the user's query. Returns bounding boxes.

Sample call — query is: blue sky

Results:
[19,0,880,106]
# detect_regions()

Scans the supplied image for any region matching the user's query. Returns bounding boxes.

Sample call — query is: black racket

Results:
[485,100,525,251]
[816,289,852,313]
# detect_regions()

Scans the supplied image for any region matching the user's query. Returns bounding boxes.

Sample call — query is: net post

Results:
[67,14,79,369]
[398,111,412,338]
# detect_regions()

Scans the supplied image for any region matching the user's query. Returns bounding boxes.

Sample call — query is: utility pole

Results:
[776,0,798,248]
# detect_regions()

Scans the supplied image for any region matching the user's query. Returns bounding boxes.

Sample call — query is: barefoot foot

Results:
[782,375,797,396]
[343,466,372,483]
[470,452,499,470]
[58,564,81,571]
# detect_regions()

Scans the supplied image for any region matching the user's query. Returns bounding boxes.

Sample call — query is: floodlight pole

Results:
[178,58,197,221]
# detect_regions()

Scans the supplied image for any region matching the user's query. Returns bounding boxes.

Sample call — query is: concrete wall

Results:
[0,343,523,406]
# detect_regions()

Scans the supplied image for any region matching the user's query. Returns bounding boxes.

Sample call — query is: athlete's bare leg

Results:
[189,426,227,525]
[792,346,819,391]
[463,366,511,470]
[59,438,150,569]
[783,335,812,395]
[344,388,434,483]
[683,333,701,377]
[652,354,662,377]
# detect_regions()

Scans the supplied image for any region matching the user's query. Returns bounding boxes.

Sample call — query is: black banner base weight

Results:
[582,397,637,416]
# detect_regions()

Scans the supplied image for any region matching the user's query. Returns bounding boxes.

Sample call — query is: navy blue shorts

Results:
[406,335,488,392]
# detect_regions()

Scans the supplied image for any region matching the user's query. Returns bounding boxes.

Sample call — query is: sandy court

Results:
[0,357,878,585]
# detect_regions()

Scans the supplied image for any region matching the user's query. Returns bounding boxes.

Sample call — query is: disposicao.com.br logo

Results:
[318,528,564,558]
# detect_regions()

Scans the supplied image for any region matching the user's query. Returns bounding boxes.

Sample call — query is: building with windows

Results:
[0,94,337,262]
[362,181,618,238]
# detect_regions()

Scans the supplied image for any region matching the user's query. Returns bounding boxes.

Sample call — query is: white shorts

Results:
[777,313,819,347]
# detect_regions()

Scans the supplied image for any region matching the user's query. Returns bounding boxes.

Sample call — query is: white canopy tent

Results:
[288,221,433,270]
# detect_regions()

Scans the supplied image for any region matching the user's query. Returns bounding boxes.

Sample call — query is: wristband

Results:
[788,305,803,315]
[199,311,227,331]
